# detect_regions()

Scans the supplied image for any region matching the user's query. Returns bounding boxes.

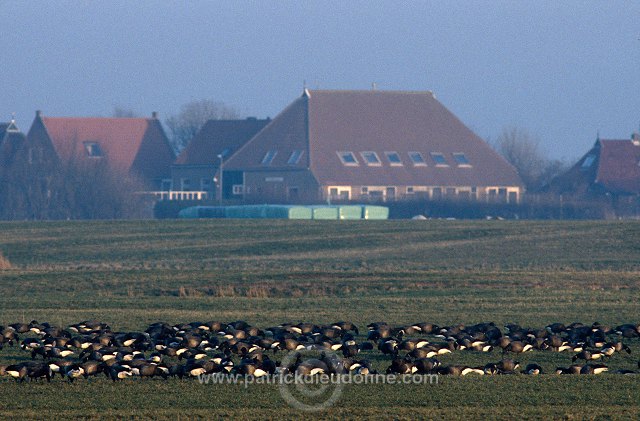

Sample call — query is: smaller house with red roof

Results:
[171,117,270,200]
[548,132,640,197]
[26,110,175,190]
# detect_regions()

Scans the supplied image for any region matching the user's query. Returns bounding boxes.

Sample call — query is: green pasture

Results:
[0,220,638,419]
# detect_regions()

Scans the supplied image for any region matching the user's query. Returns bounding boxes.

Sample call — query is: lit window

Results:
[360,151,381,166]
[408,152,427,166]
[287,150,304,165]
[582,154,595,168]
[452,153,471,166]
[261,150,277,165]
[84,142,103,157]
[430,152,449,166]
[385,151,403,166]
[337,151,359,166]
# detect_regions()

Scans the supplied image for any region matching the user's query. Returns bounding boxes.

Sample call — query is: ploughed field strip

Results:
[1,319,639,382]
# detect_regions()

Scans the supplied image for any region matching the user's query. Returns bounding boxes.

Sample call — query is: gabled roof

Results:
[225,89,523,187]
[594,138,640,194]
[41,117,150,170]
[549,135,640,196]
[33,113,175,181]
[0,119,20,140]
[174,118,270,166]
[0,120,26,165]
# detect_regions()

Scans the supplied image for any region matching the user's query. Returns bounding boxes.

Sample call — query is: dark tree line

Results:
[492,126,570,192]
[110,100,242,154]
[164,99,241,153]
[0,140,151,220]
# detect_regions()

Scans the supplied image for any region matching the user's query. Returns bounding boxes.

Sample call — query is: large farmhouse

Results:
[548,133,640,197]
[26,111,175,190]
[222,89,523,204]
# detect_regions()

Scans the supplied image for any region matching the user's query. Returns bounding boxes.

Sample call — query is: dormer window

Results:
[452,153,471,166]
[581,154,595,169]
[430,152,449,166]
[408,151,427,166]
[84,142,103,157]
[360,151,382,166]
[287,150,304,165]
[261,150,277,165]
[385,151,403,166]
[337,151,359,166]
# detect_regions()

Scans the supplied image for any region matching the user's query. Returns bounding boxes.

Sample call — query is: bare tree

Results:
[112,107,138,118]
[493,126,568,191]
[0,136,151,220]
[165,99,240,153]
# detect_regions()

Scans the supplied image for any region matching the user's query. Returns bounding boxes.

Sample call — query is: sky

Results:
[2,1,639,161]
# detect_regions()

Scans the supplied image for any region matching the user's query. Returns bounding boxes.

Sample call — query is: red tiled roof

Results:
[174,118,270,166]
[595,139,640,194]
[39,116,175,182]
[225,90,523,187]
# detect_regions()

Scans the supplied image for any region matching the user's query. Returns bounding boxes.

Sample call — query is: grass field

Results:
[0,220,639,419]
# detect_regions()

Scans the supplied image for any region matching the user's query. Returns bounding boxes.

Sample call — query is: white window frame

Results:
[287,150,304,165]
[327,186,351,200]
[430,152,449,167]
[408,151,427,166]
[385,151,403,166]
[360,151,382,166]
[261,150,277,165]
[582,154,596,168]
[337,151,359,166]
[83,141,104,158]
[452,153,471,167]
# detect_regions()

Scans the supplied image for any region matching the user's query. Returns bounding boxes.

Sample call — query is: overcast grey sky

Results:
[2,1,639,160]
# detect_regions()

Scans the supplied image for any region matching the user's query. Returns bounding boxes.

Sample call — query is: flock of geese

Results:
[0,319,638,382]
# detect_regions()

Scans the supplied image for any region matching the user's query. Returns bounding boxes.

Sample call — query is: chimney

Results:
[151,111,158,119]
[36,110,42,118]
[632,132,640,146]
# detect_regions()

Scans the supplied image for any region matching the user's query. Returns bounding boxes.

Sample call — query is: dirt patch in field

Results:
[0,252,11,270]
[159,280,444,299]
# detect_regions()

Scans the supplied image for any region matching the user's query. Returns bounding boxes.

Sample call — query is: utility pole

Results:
[217,154,223,206]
